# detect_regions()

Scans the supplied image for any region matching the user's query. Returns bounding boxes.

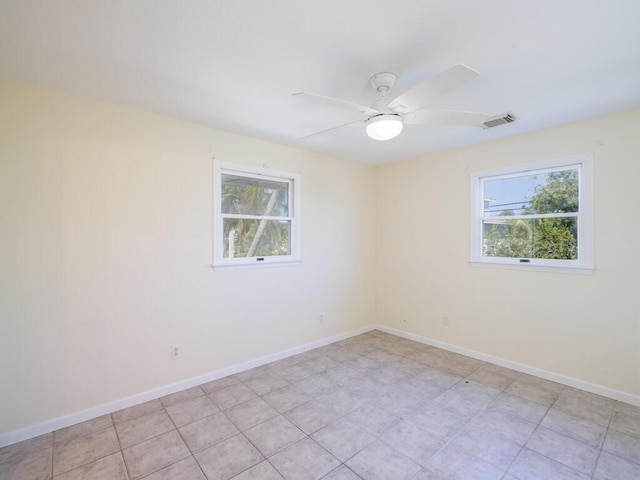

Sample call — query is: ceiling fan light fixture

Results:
[366,114,403,141]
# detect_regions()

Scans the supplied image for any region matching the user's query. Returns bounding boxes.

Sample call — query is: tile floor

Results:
[2,330,640,479]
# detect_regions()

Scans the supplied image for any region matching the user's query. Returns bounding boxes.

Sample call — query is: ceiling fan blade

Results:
[298,120,365,140]
[388,64,479,113]
[404,109,491,127]
[293,92,379,116]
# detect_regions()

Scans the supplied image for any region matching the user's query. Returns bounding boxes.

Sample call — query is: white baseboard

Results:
[0,325,373,448]
[373,324,640,407]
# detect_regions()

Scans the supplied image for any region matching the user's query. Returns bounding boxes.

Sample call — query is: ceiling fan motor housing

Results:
[369,72,397,94]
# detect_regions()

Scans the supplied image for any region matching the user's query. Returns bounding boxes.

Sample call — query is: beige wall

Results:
[0,80,377,435]
[377,109,640,397]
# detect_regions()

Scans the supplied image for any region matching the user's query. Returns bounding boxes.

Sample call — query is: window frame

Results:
[213,160,301,270]
[470,154,594,274]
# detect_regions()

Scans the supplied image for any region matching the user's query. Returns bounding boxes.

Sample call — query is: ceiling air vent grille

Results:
[482,112,517,129]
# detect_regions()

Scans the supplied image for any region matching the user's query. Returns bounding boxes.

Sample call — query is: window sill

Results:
[212,260,302,271]
[468,261,594,275]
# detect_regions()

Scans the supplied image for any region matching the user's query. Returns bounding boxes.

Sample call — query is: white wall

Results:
[377,109,640,397]
[0,80,377,436]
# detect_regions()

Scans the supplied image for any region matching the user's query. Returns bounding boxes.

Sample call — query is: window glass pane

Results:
[221,174,289,217]
[483,168,579,217]
[223,218,291,258]
[483,217,577,260]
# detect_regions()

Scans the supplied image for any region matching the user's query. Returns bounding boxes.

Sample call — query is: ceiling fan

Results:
[294,64,514,141]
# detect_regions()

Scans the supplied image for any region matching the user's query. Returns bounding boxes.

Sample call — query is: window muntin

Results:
[214,161,300,269]
[471,155,593,272]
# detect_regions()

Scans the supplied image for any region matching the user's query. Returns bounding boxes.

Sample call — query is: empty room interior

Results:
[1,2,639,480]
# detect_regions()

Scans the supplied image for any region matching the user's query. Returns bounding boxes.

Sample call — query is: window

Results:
[213,161,301,269]
[470,154,593,273]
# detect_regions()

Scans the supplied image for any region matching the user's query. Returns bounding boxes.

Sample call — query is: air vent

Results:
[482,112,517,129]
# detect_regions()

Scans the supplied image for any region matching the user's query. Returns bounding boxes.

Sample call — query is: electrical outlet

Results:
[442,315,449,326]
[318,313,325,325]
[171,346,181,360]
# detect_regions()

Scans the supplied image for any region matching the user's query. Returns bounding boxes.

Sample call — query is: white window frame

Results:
[470,154,593,274]
[213,160,301,270]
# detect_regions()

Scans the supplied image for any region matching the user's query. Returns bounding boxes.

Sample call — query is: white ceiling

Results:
[1,1,639,164]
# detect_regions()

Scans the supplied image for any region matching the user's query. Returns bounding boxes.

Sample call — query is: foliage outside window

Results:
[214,161,301,269]
[470,154,593,273]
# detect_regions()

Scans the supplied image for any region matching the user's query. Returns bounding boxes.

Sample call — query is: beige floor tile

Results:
[294,373,335,396]
[539,409,606,448]
[379,420,445,467]
[438,356,485,377]
[244,415,306,457]
[346,403,401,437]
[112,400,163,424]
[0,444,52,480]
[489,393,549,424]
[466,366,517,390]
[468,408,537,445]
[122,430,190,480]
[275,362,318,383]
[527,426,599,474]
[553,388,615,426]
[284,399,342,435]
[370,387,424,418]
[207,383,257,410]
[345,376,389,398]
[244,373,290,396]
[346,440,421,480]
[159,386,205,407]
[263,385,313,413]
[115,410,174,448]
[342,355,382,372]
[232,365,271,382]
[593,451,640,480]
[179,412,239,452]
[269,437,340,480]
[449,424,523,470]
[311,418,376,462]
[610,410,640,438]
[321,365,360,386]
[164,395,220,427]
[54,415,113,445]
[505,375,564,407]
[53,427,119,476]
[508,448,590,480]
[54,451,128,480]
[195,434,263,480]
[365,349,403,364]
[230,460,284,479]
[320,465,362,480]
[614,401,640,418]
[321,349,362,365]
[602,428,640,465]
[417,367,462,389]
[406,401,467,441]
[314,388,365,416]
[224,397,279,431]
[0,432,52,463]
[141,456,205,480]
[420,444,504,480]
[200,375,242,395]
